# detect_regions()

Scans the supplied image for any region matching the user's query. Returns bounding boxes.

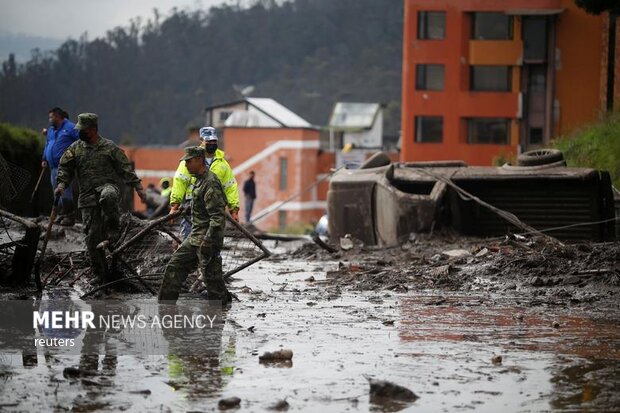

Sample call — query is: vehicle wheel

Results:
[517,149,564,166]
[360,152,391,169]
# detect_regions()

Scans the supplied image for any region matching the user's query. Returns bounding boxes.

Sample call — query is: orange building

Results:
[124,98,329,232]
[401,0,608,165]
[226,127,329,231]
[206,98,327,231]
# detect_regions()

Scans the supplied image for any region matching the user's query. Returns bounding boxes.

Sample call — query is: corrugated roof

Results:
[246,97,311,128]
[329,102,380,130]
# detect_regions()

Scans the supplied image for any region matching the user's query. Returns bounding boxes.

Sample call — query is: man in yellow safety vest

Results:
[169,126,240,239]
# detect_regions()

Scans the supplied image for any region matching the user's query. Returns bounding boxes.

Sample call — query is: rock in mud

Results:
[475,247,490,257]
[268,399,290,411]
[340,237,354,251]
[62,367,80,379]
[259,349,293,362]
[442,249,471,258]
[218,396,241,410]
[367,378,419,402]
[431,265,450,277]
[491,355,503,365]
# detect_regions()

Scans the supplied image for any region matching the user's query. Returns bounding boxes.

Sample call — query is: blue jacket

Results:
[42,119,78,168]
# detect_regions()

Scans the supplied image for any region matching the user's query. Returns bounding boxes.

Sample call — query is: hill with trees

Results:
[0,0,403,144]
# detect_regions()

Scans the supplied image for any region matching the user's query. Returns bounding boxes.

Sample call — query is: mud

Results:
[0,224,619,411]
[284,233,620,308]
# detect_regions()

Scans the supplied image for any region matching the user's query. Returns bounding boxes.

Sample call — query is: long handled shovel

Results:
[30,165,47,203]
[34,195,60,291]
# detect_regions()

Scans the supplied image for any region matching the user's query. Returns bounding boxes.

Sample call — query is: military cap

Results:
[75,113,98,130]
[180,146,206,161]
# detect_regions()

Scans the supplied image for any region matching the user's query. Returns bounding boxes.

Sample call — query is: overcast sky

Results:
[0,0,229,40]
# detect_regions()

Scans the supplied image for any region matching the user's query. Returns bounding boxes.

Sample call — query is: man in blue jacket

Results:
[41,107,78,225]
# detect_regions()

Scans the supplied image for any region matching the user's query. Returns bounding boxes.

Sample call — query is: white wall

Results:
[343,110,383,148]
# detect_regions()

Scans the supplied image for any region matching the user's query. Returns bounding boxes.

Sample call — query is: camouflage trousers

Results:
[158,238,227,303]
[81,184,120,283]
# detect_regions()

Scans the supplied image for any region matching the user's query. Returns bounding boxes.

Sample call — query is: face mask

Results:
[79,130,90,141]
[205,143,217,154]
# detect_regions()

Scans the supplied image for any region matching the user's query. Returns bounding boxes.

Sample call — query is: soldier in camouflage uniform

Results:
[55,113,147,283]
[158,146,232,305]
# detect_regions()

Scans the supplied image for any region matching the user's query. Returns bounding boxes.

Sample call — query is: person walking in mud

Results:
[41,107,78,226]
[242,170,256,223]
[55,113,147,284]
[158,146,232,305]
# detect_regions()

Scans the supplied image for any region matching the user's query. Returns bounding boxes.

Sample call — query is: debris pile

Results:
[1,209,270,298]
[281,232,619,304]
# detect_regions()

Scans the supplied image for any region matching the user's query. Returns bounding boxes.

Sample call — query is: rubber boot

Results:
[104,211,121,245]
[60,199,75,226]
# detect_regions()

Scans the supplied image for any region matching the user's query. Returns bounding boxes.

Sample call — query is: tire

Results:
[360,151,392,169]
[517,149,564,167]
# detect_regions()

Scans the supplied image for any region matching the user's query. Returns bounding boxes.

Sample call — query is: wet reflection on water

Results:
[0,260,618,412]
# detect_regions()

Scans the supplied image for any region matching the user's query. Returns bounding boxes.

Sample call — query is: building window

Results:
[418,11,446,40]
[523,17,548,62]
[472,12,512,40]
[416,64,444,91]
[415,116,443,143]
[467,118,510,144]
[219,111,232,122]
[470,66,511,91]
[279,157,288,191]
[528,127,543,145]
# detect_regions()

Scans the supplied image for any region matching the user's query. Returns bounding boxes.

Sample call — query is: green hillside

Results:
[0,0,403,144]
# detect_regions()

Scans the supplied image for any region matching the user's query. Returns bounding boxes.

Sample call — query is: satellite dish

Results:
[233,84,255,97]
[240,85,255,96]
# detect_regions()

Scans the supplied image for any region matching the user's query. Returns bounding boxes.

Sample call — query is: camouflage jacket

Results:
[188,169,226,247]
[57,137,142,208]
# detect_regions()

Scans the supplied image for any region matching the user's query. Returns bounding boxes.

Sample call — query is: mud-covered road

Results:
[0,232,619,412]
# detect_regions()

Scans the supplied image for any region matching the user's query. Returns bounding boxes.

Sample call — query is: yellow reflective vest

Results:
[170,148,240,211]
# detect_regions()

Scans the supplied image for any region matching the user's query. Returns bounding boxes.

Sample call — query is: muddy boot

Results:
[93,267,107,285]
[222,290,234,306]
[60,199,75,226]
[216,289,234,307]
[60,215,75,226]
[104,212,121,245]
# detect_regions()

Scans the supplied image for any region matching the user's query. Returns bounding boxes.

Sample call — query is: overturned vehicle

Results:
[327,150,617,246]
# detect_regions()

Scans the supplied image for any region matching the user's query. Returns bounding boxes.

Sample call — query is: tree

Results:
[0,0,403,142]
[574,0,620,14]
[1,54,17,78]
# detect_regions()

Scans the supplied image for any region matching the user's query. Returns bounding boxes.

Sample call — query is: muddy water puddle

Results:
[1,258,619,412]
